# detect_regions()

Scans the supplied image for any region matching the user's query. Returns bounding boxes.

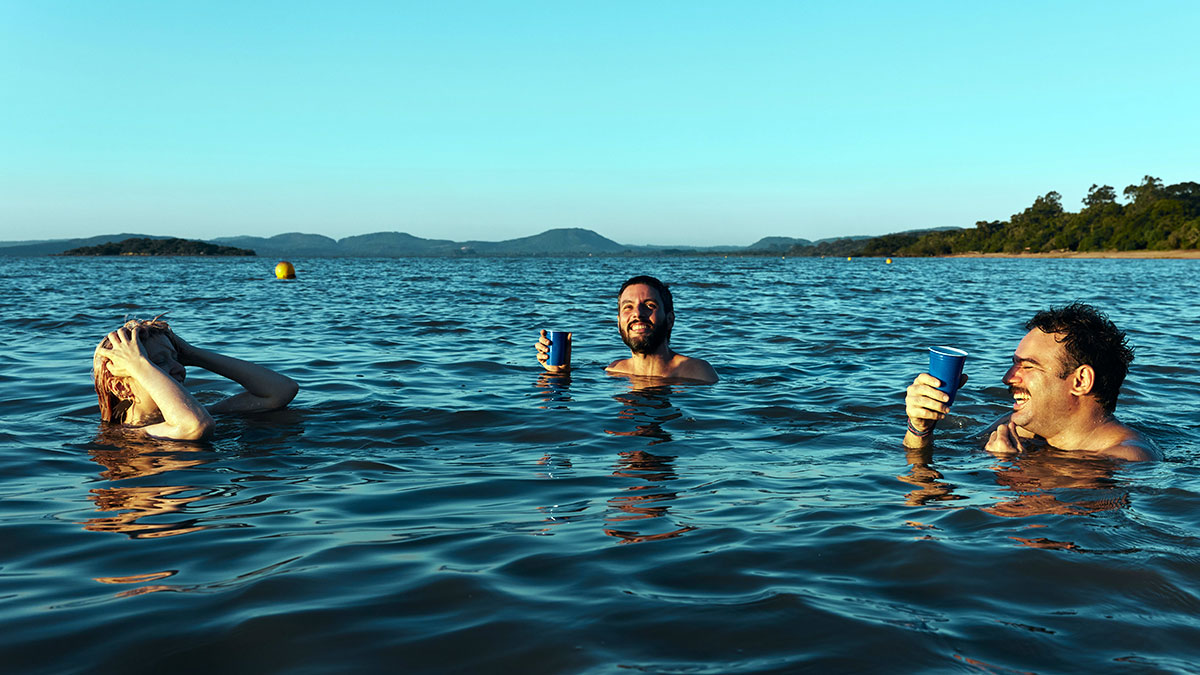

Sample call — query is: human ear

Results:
[1070,365,1096,398]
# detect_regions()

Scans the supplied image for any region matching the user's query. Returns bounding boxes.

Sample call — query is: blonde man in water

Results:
[93,317,298,440]
[904,303,1157,461]
[536,275,718,383]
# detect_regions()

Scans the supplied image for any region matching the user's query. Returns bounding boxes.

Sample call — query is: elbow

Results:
[181,412,217,441]
[278,377,299,408]
[148,410,215,441]
[263,377,299,411]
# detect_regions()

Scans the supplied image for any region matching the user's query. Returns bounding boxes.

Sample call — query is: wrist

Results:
[906,418,934,438]
[124,356,159,378]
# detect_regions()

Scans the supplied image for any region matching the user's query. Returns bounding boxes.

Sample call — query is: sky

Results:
[2,1,1198,247]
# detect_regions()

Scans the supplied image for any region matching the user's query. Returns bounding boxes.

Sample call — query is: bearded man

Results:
[536,275,718,384]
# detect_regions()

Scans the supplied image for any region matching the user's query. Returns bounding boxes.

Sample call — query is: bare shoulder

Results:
[605,358,633,375]
[671,355,718,384]
[1102,424,1160,462]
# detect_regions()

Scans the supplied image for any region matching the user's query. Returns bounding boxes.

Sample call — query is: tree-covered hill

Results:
[862,176,1200,256]
[57,237,256,256]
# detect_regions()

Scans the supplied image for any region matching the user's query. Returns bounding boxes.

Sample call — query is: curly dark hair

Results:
[1025,303,1133,414]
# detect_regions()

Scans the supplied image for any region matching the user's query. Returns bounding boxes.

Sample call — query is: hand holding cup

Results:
[904,346,968,445]
[536,329,572,373]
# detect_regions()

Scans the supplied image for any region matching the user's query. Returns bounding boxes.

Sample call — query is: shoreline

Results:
[942,249,1200,260]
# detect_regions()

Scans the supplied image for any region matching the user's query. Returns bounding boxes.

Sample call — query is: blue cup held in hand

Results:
[928,346,968,405]
[547,330,569,367]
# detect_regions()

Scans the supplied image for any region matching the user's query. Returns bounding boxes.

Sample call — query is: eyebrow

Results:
[1012,354,1043,367]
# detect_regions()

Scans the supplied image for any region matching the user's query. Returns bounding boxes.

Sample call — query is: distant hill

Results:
[337,232,459,256]
[210,233,338,257]
[58,237,255,257]
[0,233,176,256]
[211,227,627,257]
[785,229,959,257]
[0,225,1003,259]
[464,228,626,255]
[0,227,905,258]
[9,178,1196,258]
[747,236,814,252]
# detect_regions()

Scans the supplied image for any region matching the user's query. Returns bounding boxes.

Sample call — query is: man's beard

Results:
[620,319,670,355]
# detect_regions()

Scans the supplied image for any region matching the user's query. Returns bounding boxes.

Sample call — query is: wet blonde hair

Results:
[92,317,172,423]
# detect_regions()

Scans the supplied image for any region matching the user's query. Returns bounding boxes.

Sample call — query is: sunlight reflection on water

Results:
[1,256,1199,673]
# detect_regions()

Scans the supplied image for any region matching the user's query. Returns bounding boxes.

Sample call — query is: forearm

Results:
[186,347,298,408]
[127,361,214,439]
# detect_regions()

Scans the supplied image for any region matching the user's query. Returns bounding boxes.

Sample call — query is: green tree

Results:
[1122,175,1164,205]
[1083,184,1117,207]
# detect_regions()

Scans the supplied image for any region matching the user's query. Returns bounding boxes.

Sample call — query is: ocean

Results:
[2,255,1199,674]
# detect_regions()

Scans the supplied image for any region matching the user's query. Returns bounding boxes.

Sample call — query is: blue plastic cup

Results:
[928,346,968,404]
[547,330,569,367]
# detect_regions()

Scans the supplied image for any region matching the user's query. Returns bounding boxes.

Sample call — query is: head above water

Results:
[92,317,177,423]
[617,275,675,355]
[1024,302,1133,414]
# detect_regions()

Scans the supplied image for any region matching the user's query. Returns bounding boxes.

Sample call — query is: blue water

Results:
[2,256,1199,674]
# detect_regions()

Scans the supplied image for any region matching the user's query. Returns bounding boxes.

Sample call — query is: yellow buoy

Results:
[847,257,852,261]
[275,261,296,279]
[886,258,892,264]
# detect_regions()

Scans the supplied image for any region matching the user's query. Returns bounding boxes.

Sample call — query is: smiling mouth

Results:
[1012,390,1030,411]
[627,321,651,333]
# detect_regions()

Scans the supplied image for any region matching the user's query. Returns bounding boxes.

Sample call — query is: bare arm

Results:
[170,331,298,414]
[100,328,214,440]
[904,372,967,448]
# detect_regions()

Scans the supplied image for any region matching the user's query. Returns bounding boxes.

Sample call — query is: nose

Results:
[636,304,651,319]
[1002,365,1018,385]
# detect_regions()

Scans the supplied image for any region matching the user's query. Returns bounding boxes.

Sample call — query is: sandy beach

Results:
[944,249,1200,259]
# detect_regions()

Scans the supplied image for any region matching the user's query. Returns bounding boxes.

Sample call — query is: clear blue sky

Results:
[2,1,1197,246]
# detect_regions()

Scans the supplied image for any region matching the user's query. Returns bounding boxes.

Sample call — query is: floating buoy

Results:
[847,257,852,261]
[886,258,892,264]
[275,261,296,279]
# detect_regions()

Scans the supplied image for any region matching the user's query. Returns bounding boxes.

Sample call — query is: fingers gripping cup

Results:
[928,346,968,405]
[547,331,569,367]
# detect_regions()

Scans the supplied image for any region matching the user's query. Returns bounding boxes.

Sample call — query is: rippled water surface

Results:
[2,256,1199,674]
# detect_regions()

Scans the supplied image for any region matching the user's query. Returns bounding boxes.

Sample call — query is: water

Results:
[2,256,1199,674]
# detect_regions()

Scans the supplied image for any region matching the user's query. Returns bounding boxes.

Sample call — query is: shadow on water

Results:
[80,408,307,541]
[82,430,217,540]
[899,442,1133,551]
[601,382,698,544]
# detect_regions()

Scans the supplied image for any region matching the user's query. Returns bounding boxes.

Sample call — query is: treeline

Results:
[855,176,1200,256]
[58,237,256,257]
